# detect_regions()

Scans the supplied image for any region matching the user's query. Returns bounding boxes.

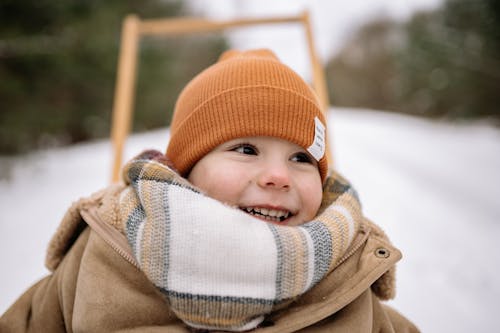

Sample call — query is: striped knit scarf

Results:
[119,151,362,331]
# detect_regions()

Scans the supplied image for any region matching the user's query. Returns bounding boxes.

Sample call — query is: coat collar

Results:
[45,151,400,332]
[260,219,401,332]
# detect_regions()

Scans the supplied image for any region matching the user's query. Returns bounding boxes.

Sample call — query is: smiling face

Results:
[188,136,323,226]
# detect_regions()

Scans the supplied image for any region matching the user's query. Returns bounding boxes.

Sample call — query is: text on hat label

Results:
[307,117,326,161]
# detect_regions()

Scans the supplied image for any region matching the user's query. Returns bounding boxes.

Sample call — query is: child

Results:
[0,49,418,332]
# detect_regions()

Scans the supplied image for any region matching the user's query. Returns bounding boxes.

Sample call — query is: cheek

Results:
[191,164,247,205]
[299,177,323,220]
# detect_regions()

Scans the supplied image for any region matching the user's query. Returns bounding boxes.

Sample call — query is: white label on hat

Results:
[307,117,326,161]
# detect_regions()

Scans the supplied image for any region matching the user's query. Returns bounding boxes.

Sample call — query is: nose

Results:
[257,162,291,191]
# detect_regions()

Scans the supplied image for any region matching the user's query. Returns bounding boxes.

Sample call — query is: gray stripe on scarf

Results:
[164,289,275,306]
[268,224,284,300]
[161,184,172,289]
[302,221,333,286]
[125,205,146,256]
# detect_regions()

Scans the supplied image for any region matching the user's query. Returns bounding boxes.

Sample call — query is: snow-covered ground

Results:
[1,108,499,332]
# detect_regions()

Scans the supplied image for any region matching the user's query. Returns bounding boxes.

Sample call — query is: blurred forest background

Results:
[0,0,499,155]
[326,0,500,121]
[0,0,228,154]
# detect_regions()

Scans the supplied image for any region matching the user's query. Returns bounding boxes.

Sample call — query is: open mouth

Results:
[240,206,292,223]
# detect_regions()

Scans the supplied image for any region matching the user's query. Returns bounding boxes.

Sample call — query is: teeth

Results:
[269,209,287,217]
[241,206,291,222]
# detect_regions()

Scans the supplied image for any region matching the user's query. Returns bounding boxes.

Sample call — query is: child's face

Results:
[188,136,323,226]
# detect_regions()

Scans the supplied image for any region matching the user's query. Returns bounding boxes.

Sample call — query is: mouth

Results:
[240,206,293,223]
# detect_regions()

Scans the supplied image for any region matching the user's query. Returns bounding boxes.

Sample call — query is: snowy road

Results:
[1,108,499,332]
[330,109,500,332]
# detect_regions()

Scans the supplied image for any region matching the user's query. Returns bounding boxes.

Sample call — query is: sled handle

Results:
[110,11,330,183]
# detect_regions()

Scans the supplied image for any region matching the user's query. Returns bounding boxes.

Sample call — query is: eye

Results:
[291,152,315,164]
[231,143,258,155]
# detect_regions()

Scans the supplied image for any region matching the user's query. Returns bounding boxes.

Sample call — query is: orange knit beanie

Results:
[166,49,328,181]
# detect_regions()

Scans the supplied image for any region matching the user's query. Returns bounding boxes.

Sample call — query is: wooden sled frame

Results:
[110,11,330,182]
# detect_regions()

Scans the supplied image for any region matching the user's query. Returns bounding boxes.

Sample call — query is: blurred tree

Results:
[325,18,403,111]
[0,0,228,154]
[397,0,500,119]
[326,0,500,122]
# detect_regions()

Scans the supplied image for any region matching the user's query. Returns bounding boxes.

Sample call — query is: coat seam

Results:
[80,206,139,269]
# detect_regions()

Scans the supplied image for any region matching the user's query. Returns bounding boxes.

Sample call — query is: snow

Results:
[1,108,499,332]
[329,109,500,332]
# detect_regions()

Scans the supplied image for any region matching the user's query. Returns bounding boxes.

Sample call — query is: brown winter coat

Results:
[0,184,419,332]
